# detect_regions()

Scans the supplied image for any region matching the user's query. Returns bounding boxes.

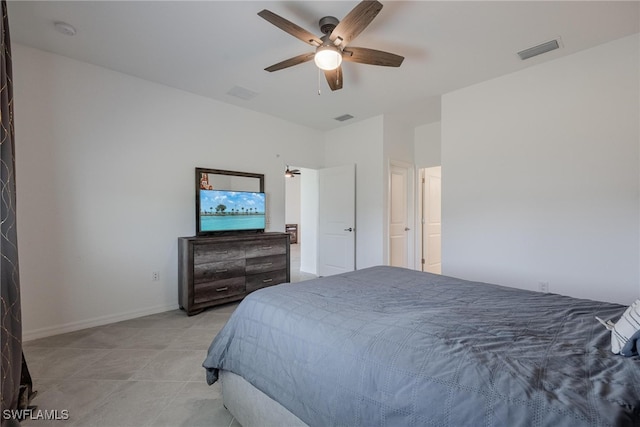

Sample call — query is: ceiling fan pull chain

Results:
[318,68,322,95]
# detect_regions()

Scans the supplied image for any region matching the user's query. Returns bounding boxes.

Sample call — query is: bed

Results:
[203,266,640,426]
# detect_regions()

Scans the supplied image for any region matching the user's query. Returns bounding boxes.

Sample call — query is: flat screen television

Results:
[197,189,266,235]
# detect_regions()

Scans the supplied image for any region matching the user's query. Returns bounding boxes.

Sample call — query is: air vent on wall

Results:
[334,114,354,122]
[517,39,560,60]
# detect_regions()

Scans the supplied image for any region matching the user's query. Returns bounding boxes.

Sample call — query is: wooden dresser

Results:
[178,232,290,315]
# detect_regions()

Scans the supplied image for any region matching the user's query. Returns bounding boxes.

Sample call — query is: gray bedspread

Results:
[203,266,640,426]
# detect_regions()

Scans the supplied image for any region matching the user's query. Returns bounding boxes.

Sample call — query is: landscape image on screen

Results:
[200,190,266,232]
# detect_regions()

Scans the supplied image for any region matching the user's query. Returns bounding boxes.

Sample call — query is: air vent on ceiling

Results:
[54,21,77,36]
[227,86,259,101]
[517,39,560,60]
[334,114,354,122]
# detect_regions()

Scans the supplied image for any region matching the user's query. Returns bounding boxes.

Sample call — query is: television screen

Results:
[198,190,266,234]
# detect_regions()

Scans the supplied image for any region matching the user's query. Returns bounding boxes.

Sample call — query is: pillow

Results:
[596,299,640,356]
[620,329,640,357]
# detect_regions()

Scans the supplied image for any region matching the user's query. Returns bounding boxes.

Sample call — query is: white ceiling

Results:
[8,1,639,131]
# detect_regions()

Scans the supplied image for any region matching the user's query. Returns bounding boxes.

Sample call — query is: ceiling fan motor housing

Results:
[319,16,339,35]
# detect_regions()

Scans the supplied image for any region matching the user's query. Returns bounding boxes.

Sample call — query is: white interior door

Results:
[422,167,442,274]
[318,164,355,276]
[389,164,409,267]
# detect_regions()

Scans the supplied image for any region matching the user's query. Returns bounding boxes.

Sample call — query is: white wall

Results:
[442,34,640,304]
[324,116,385,268]
[299,168,318,274]
[285,175,301,226]
[415,122,441,168]
[14,44,324,339]
[383,116,415,164]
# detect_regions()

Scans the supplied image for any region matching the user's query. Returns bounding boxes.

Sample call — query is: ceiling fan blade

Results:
[330,0,383,47]
[265,52,315,72]
[342,47,404,67]
[324,66,343,91]
[258,10,322,47]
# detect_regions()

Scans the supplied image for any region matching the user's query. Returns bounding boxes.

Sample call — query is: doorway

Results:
[420,166,442,274]
[285,167,317,282]
[388,161,413,268]
[285,165,356,279]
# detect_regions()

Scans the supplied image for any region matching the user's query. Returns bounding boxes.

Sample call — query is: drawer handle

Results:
[216,251,228,255]
[262,278,273,284]
[215,287,229,292]
[261,246,272,250]
[215,269,228,273]
[262,263,273,267]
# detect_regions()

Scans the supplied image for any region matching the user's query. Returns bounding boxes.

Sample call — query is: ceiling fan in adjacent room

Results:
[285,166,301,178]
[258,0,404,91]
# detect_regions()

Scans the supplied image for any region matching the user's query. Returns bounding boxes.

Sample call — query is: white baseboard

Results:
[23,302,180,342]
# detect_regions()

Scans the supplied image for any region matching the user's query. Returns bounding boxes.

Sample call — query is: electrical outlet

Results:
[538,281,549,293]
[152,271,160,282]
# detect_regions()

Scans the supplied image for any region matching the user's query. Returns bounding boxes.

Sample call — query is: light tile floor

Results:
[23,304,239,427]
[22,244,315,427]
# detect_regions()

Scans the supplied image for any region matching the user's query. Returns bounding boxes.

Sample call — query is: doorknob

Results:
[404,227,410,231]
[344,227,353,232]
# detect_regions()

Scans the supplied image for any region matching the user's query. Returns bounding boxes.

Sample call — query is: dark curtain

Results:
[0,1,33,425]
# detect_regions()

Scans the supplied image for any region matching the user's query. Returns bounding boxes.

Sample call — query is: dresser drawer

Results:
[194,277,245,304]
[193,243,244,264]
[245,254,287,275]
[246,270,288,293]
[245,241,286,258]
[194,260,244,284]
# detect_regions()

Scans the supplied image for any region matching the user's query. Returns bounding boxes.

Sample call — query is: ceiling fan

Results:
[285,166,301,178]
[258,0,404,91]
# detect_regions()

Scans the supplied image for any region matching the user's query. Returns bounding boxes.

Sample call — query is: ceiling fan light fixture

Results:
[314,45,342,71]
